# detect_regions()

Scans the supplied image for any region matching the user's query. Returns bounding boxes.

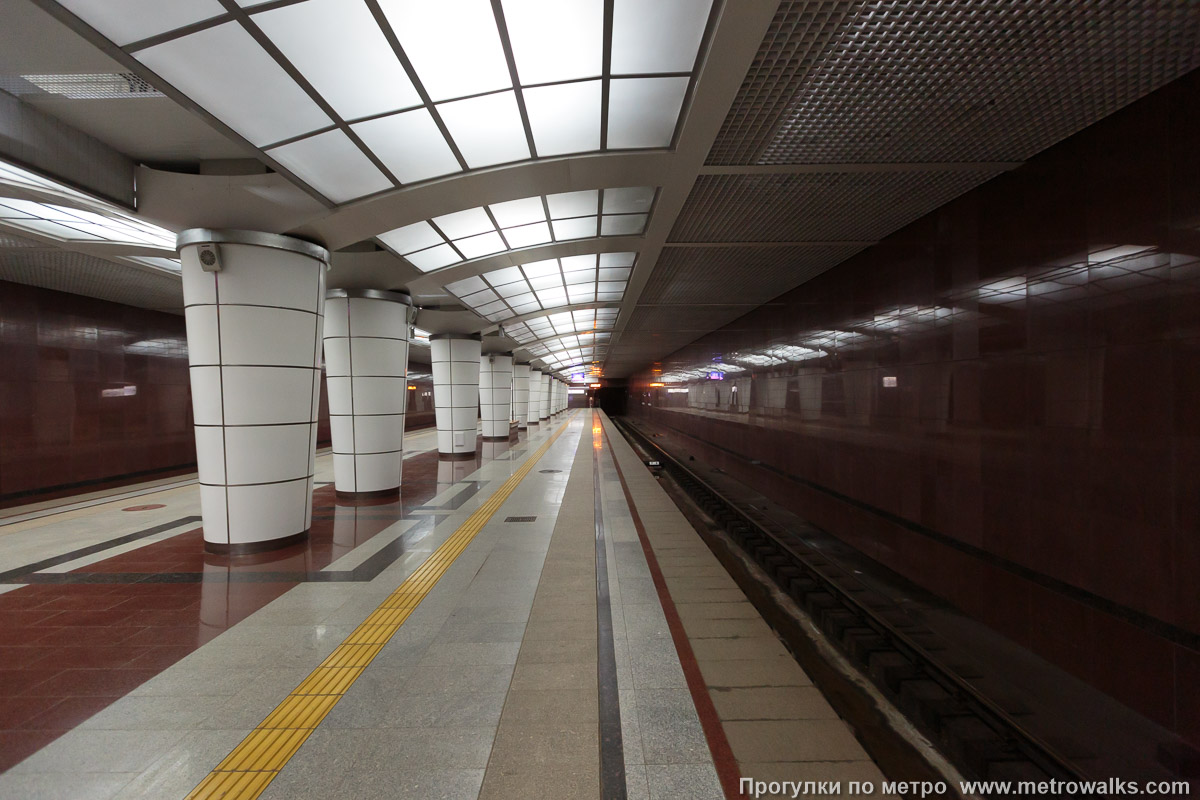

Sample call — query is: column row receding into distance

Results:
[179,229,577,551]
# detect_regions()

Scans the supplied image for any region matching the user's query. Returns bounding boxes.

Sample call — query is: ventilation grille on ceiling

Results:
[669,170,1001,243]
[10,73,164,99]
[708,0,1200,165]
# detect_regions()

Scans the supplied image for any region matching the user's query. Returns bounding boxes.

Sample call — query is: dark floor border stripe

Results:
[649,415,1200,653]
[592,410,628,800]
[0,464,198,507]
[0,516,202,582]
[602,419,743,800]
[3,482,488,587]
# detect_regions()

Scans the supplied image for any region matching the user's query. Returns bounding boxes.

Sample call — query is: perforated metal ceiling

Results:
[0,244,183,312]
[708,0,1200,166]
[706,0,852,166]
[668,171,1000,244]
[640,244,866,306]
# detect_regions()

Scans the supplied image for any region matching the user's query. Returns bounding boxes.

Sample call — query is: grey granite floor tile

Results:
[646,763,724,800]
[636,689,710,765]
[335,768,485,800]
[0,772,136,800]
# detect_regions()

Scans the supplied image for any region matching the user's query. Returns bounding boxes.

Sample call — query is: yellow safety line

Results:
[185,413,577,800]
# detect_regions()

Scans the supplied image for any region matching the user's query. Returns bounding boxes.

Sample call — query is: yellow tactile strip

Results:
[185,414,575,800]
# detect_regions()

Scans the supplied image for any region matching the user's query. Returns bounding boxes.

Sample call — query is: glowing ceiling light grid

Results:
[0,162,178,259]
[446,251,634,322]
[380,187,652,272]
[62,0,713,204]
[512,308,619,348]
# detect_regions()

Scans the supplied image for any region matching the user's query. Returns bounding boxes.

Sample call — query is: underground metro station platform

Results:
[0,1,1199,798]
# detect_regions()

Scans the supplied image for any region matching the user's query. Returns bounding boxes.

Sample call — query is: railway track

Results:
[614,417,1084,793]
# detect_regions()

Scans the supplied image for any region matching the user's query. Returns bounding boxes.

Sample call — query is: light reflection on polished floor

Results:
[0,412,881,799]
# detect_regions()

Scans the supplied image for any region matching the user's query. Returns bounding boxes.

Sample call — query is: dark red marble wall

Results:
[632,70,1200,743]
[0,282,437,505]
[0,282,195,503]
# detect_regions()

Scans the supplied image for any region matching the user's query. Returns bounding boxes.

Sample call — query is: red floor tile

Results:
[22,695,117,729]
[0,445,491,770]
[26,668,161,698]
[0,669,61,697]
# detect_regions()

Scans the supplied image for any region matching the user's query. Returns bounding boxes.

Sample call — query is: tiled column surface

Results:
[480,352,514,440]
[513,363,531,429]
[539,373,551,421]
[528,368,543,426]
[180,229,328,553]
[323,289,412,496]
[431,333,482,456]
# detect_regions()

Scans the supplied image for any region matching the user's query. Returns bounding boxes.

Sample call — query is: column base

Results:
[482,435,510,442]
[205,529,309,556]
[438,451,478,461]
[335,487,400,501]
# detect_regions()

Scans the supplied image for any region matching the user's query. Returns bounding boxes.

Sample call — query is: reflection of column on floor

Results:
[480,352,514,441]
[330,497,389,562]
[180,229,328,554]
[199,547,308,637]
[323,289,412,498]
[481,438,513,461]
[431,333,482,457]
[436,456,477,498]
[513,363,531,430]
[528,367,543,426]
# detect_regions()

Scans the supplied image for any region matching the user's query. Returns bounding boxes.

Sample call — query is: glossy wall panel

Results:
[0,281,194,502]
[632,69,1200,743]
[0,280,435,505]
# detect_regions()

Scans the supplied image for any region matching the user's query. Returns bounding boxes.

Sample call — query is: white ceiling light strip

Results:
[445,251,634,322]
[378,187,656,272]
[0,159,180,272]
[54,0,713,205]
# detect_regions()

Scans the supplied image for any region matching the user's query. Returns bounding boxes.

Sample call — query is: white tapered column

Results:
[431,333,481,457]
[323,289,411,497]
[480,352,514,440]
[555,380,563,414]
[528,368,543,426]
[180,229,327,554]
[512,363,530,429]
[539,373,551,421]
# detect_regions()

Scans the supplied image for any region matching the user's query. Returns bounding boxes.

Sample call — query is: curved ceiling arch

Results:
[294,150,674,250]
[401,235,643,297]
[44,0,717,211]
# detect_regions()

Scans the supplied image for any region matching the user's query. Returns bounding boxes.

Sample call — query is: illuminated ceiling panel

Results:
[445,252,635,322]
[378,187,656,272]
[56,0,715,205]
[0,163,176,253]
[0,159,180,274]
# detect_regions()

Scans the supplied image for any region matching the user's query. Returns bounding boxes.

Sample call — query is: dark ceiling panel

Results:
[708,0,1200,166]
[669,170,1000,243]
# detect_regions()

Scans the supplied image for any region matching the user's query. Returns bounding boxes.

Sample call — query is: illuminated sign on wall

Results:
[708,371,724,380]
[101,385,137,398]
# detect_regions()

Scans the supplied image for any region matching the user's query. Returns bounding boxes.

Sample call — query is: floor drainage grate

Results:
[538,469,562,474]
[504,516,538,523]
